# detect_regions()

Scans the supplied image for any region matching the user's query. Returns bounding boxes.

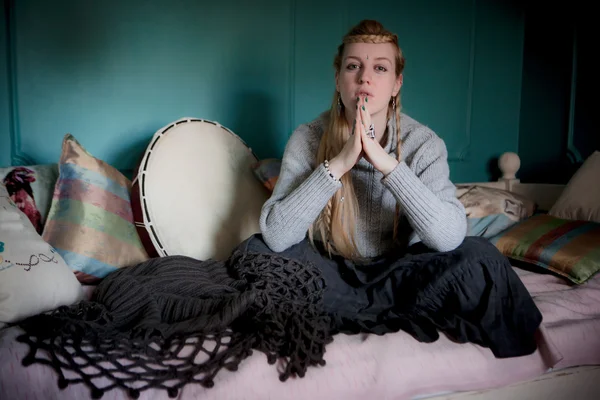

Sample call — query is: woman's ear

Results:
[393,74,403,96]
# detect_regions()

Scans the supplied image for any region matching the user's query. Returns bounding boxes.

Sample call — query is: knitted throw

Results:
[16,249,333,399]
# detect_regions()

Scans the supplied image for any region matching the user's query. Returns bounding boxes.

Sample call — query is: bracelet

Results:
[323,160,340,182]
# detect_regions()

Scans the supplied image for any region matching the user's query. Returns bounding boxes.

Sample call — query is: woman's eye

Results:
[376,66,387,72]
[346,64,360,70]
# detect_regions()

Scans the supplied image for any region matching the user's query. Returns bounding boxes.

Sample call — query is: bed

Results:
[1,146,599,400]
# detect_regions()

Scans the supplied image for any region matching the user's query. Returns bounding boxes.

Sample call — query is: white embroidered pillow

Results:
[0,183,83,329]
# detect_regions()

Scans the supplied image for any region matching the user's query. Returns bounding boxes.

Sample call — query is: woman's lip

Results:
[356,92,372,97]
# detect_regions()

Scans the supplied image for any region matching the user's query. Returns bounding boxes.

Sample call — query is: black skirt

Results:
[240,234,543,358]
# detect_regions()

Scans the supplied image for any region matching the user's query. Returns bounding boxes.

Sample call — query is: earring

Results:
[337,95,342,116]
[392,98,396,110]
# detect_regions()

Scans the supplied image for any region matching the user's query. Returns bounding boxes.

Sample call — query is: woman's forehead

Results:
[343,42,396,61]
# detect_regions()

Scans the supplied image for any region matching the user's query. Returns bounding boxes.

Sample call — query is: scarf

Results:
[16,248,333,399]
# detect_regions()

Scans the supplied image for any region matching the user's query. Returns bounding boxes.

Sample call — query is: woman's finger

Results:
[357,107,367,137]
[363,97,371,122]
[360,120,371,149]
[358,97,365,129]
[350,118,363,161]
[353,115,361,136]
[355,97,363,130]
[359,98,374,140]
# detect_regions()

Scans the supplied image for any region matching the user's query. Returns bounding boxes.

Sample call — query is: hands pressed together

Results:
[328,96,399,179]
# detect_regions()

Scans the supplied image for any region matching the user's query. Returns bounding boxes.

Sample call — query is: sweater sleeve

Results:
[259,124,341,252]
[381,130,467,252]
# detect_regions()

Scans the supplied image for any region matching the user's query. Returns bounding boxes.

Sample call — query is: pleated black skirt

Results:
[239,233,543,358]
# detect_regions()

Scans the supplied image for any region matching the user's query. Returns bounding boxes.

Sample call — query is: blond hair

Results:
[309,20,405,260]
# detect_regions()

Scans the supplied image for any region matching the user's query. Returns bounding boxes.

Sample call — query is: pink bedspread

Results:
[2,267,600,400]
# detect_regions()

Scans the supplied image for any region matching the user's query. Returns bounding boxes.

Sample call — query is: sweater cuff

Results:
[275,163,342,227]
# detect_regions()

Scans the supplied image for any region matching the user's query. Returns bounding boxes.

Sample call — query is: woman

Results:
[252,19,542,359]
[259,19,467,260]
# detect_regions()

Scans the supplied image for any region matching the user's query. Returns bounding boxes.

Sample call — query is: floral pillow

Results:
[456,185,537,238]
[0,164,59,234]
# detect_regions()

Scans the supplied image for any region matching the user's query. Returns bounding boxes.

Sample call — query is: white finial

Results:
[498,152,521,180]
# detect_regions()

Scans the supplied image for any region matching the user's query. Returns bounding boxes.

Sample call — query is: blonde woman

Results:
[254,20,541,358]
[261,19,466,258]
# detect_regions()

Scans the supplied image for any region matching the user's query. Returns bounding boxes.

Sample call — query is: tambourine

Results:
[131,118,269,261]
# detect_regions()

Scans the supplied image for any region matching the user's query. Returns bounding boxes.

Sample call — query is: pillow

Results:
[549,151,600,223]
[0,164,59,234]
[490,214,600,284]
[251,158,281,192]
[1,182,83,328]
[456,185,536,238]
[42,134,149,284]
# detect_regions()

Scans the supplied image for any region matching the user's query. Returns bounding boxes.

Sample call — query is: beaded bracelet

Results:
[323,160,340,182]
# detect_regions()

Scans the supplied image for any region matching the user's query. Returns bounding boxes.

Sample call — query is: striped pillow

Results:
[491,214,600,284]
[42,134,149,283]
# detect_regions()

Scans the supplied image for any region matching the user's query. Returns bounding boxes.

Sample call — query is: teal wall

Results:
[0,1,11,167]
[1,0,590,183]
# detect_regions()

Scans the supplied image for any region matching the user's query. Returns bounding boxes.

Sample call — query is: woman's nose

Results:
[359,70,371,84]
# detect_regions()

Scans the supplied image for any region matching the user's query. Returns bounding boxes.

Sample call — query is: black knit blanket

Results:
[16,248,332,399]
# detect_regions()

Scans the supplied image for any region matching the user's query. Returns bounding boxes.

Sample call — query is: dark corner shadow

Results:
[487,156,501,181]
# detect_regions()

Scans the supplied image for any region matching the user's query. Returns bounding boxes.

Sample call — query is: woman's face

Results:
[336,42,402,120]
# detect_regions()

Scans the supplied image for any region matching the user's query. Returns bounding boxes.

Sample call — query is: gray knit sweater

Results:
[259,111,467,258]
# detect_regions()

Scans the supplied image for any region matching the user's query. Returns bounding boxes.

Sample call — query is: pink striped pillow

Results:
[42,134,149,283]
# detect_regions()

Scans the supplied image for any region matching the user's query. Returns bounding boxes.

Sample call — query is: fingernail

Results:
[365,97,368,102]
[362,106,365,111]
[356,97,359,102]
